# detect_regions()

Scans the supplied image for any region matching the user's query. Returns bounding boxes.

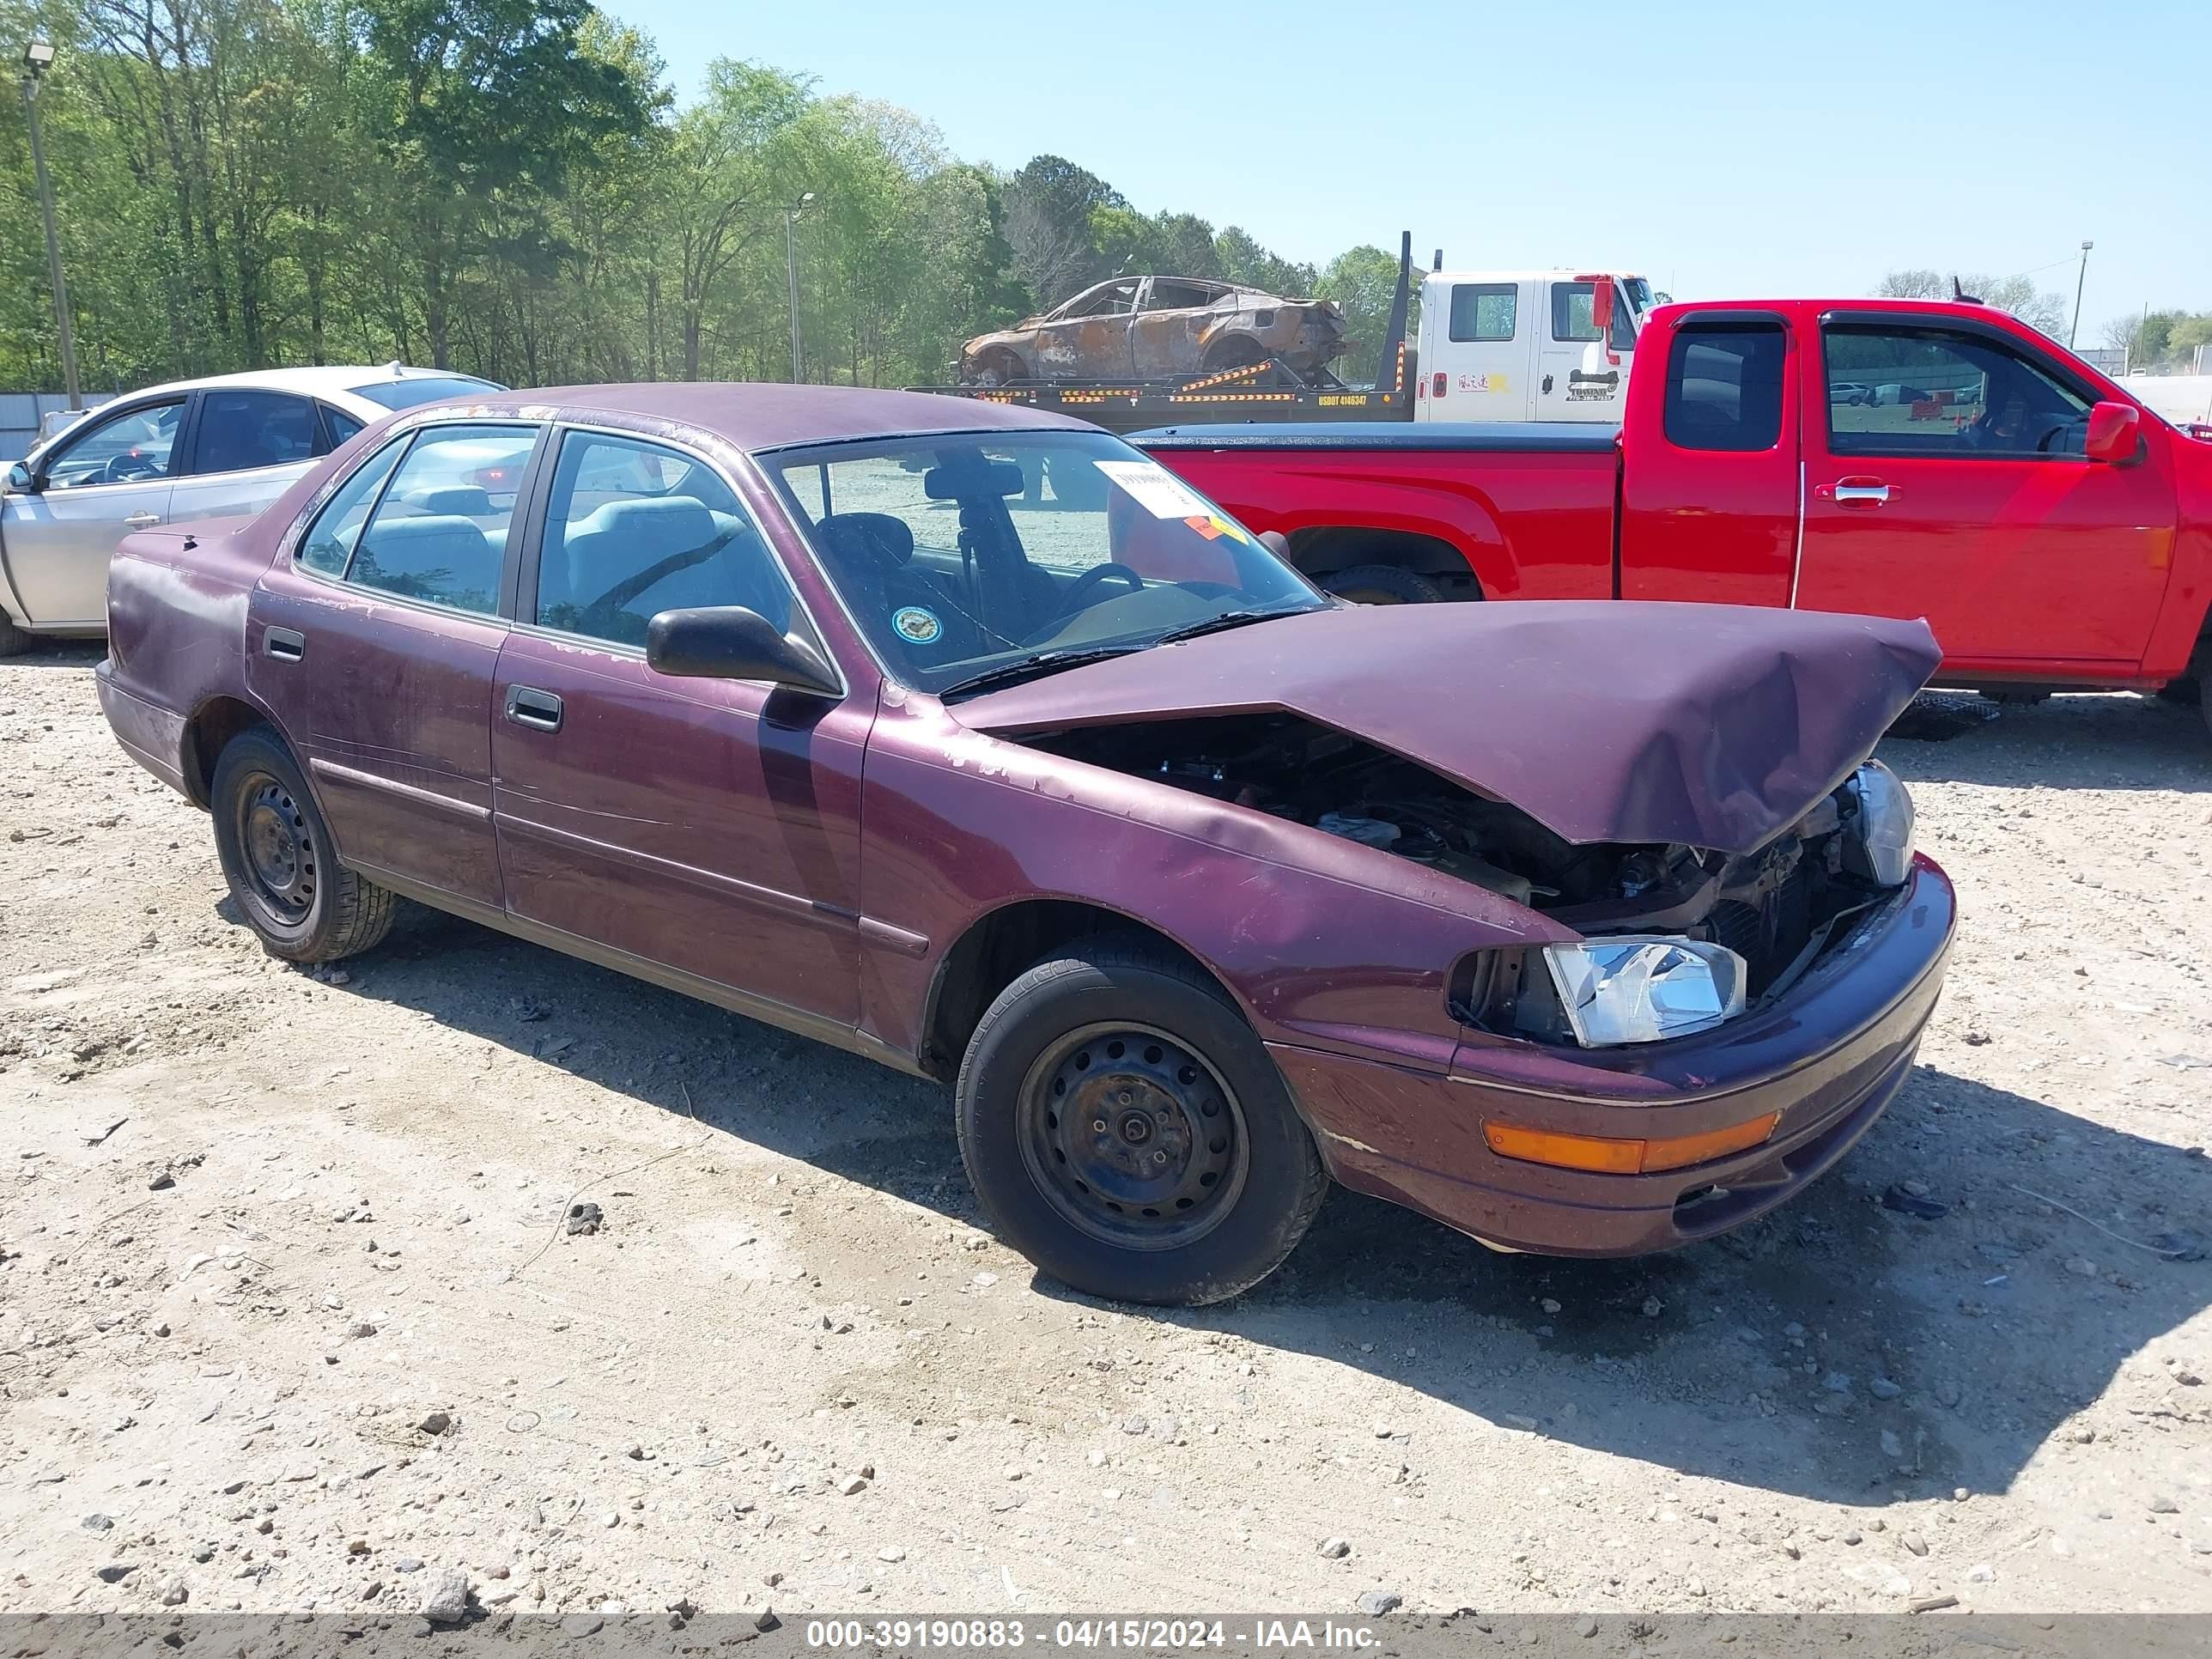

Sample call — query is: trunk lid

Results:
[952,600,1938,855]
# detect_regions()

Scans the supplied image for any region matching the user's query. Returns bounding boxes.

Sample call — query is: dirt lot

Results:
[3,642,2209,1622]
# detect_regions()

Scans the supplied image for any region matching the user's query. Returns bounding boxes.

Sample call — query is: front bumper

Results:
[1273,855,1955,1257]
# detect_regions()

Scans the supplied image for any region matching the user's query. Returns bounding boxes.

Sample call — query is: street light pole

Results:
[2069,240,2093,351]
[785,191,815,384]
[20,40,80,410]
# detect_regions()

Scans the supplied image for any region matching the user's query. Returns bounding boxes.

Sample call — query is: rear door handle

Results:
[124,511,161,528]
[505,685,563,732]
[1818,477,1893,508]
[264,627,306,662]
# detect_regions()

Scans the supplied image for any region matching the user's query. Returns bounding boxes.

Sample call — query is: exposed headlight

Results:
[1542,936,1747,1047]
[1845,759,1916,887]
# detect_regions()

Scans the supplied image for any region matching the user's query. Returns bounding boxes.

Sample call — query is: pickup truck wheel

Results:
[956,943,1328,1306]
[1324,564,1446,605]
[0,610,23,657]
[210,726,395,963]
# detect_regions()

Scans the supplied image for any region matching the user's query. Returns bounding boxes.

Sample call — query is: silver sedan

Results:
[0,364,502,654]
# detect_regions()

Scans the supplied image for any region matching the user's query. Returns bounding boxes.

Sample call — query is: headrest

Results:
[569,495,717,556]
[359,514,493,567]
[402,485,493,517]
[818,512,915,569]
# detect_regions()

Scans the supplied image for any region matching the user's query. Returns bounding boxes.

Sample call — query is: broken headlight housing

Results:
[1844,760,1915,887]
[1541,936,1747,1047]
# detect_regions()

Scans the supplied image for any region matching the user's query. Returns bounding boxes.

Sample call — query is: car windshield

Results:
[769,430,1322,696]
[348,375,505,411]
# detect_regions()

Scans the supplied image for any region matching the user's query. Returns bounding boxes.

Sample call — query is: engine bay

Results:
[1016,711,1887,1006]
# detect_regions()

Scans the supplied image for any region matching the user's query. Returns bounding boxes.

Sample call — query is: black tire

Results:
[210,725,395,963]
[1978,688,2051,706]
[0,610,23,657]
[955,941,1328,1306]
[1324,563,1446,605]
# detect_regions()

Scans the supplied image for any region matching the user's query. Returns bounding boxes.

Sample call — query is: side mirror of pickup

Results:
[4,461,34,494]
[645,605,842,697]
[2083,399,2141,465]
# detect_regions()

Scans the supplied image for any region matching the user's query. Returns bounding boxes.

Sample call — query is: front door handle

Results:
[505,685,563,732]
[1818,477,1894,509]
[124,511,161,528]
[264,627,306,662]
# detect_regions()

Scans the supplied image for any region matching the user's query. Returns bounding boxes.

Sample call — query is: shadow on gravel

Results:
[1877,691,2209,793]
[319,900,2211,1513]
[0,637,103,669]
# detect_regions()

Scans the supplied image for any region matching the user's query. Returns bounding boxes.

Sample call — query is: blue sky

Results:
[599,0,2209,340]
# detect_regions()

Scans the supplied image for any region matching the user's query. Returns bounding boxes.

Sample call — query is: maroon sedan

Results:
[97,384,1954,1305]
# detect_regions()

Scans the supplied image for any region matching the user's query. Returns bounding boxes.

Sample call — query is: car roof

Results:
[120,364,494,406]
[449,382,1097,453]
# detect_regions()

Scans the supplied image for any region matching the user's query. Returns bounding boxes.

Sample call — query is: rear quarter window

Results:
[1663,323,1786,453]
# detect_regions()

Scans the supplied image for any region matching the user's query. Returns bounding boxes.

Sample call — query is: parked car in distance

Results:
[959,276,1347,385]
[0,363,504,653]
[1138,296,2212,726]
[99,384,1954,1305]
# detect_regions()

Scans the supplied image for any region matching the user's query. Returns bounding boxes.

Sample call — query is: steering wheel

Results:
[2033,419,2077,454]
[100,452,163,484]
[1051,562,1144,617]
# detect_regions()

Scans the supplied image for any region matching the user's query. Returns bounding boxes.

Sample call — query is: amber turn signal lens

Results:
[1483,1112,1781,1176]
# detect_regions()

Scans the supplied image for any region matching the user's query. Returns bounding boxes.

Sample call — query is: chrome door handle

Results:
[264,627,306,662]
[1819,476,1894,508]
[124,511,161,528]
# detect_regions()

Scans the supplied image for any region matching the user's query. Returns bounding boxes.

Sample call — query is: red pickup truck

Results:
[1137,297,2212,724]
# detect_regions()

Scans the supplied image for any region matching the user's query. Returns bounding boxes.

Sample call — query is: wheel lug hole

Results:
[1152,1150,1169,1165]
[1091,1119,1107,1134]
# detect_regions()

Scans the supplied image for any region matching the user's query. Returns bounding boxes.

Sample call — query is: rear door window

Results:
[1663,323,1787,452]
[343,424,538,614]
[1448,283,1517,343]
[190,389,321,476]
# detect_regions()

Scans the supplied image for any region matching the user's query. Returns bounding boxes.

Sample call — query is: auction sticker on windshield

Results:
[1093,459,1251,544]
[892,605,942,645]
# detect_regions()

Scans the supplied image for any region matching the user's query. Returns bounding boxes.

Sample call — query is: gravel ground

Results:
[3,641,2209,1623]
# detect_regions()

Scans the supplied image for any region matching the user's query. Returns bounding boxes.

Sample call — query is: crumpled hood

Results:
[952,600,1941,854]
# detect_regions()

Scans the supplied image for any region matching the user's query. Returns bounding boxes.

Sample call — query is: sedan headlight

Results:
[1845,759,1915,887]
[1542,937,1747,1047]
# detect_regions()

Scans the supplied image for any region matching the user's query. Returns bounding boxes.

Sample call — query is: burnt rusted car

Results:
[98,385,1953,1306]
[960,276,1347,385]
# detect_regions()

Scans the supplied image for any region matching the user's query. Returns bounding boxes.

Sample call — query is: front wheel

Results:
[0,609,23,657]
[210,725,395,963]
[1324,564,1446,605]
[956,943,1328,1305]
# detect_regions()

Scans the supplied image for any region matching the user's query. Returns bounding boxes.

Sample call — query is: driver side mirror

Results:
[4,461,35,495]
[2083,400,2140,465]
[645,605,841,698]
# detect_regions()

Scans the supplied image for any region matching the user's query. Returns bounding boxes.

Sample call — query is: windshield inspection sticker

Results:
[891,605,942,645]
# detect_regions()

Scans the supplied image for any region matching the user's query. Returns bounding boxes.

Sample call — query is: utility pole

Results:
[20,40,80,410]
[2068,240,2093,351]
[785,191,815,383]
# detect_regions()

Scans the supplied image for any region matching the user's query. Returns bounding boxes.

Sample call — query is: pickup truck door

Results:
[1419,280,1529,422]
[1620,313,1800,606]
[1795,313,2177,667]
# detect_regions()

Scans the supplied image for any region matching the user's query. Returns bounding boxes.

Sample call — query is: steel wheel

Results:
[1018,1020,1249,1251]
[234,770,318,925]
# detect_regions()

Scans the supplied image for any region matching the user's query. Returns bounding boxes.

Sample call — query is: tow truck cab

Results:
[1415,270,1660,424]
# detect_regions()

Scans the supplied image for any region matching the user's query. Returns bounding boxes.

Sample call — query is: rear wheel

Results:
[956,943,1327,1305]
[0,610,23,657]
[210,726,395,963]
[1323,564,1446,605]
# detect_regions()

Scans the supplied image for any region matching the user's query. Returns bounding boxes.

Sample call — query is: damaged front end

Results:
[1012,709,1917,1049]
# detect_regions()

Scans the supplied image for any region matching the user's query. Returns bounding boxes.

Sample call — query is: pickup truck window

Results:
[1663,323,1785,453]
[1553,282,1638,351]
[1449,283,1516,343]
[1823,324,2093,459]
